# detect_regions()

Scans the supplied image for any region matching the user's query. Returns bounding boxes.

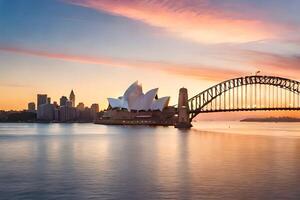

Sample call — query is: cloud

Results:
[2,45,299,82]
[65,0,283,43]
[239,50,300,76]
[0,46,244,81]
[0,83,29,88]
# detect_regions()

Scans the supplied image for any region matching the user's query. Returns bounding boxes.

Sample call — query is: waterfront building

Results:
[77,105,94,122]
[54,108,60,121]
[69,90,75,107]
[108,81,170,111]
[82,107,92,121]
[60,103,77,122]
[37,94,47,107]
[91,104,99,112]
[53,101,59,108]
[97,81,175,126]
[91,103,99,120]
[37,94,48,120]
[66,101,72,107]
[37,103,55,121]
[59,106,68,122]
[60,96,68,106]
[28,102,36,112]
[33,90,95,122]
[77,102,85,111]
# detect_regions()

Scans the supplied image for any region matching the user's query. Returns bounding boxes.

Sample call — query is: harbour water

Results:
[1,122,300,199]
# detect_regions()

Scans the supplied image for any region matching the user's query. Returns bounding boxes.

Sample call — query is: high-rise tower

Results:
[37,94,47,107]
[60,96,68,106]
[69,90,75,107]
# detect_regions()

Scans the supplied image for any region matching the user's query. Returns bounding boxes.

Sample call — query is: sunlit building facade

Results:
[28,102,36,112]
[69,90,75,107]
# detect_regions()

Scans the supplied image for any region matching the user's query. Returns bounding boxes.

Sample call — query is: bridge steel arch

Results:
[188,76,300,120]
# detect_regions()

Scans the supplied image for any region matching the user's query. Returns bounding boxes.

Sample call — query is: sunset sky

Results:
[1,0,300,118]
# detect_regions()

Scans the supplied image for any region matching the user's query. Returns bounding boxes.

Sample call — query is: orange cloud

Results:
[2,45,300,82]
[238,50,300,78]
[66,0,279,43]
[0,46,244,81]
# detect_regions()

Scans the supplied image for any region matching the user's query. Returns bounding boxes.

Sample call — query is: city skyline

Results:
[1,0,300,119]
[11,89,100,111]
[34,89,99,110]
[34,89,99,122]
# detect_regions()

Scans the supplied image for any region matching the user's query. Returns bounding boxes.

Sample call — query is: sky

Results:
[1,0,300,119]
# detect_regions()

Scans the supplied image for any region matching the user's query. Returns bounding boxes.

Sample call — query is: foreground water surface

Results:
[1,122,300,200]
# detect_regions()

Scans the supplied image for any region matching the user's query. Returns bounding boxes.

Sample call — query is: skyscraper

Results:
[53,101,59,108]
[37,103,55,121]
[28,102,36,112]
[37,94,47,107]
[91,103,99,120]
[60,102,77,122]
[69,90,75,107]
[91,104,99,113]
[77,102,85,111]
[60,96,68,106]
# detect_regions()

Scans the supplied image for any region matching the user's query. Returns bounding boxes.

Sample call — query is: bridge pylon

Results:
[175,87,192,129]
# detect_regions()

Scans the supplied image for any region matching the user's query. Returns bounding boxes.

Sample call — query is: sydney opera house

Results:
[108,81,170,112]
[96,81,176,126]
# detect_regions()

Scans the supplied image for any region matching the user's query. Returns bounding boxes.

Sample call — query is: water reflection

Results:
[0,123,300,199]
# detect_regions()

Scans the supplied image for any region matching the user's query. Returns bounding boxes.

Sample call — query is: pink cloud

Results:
[65,0,281,43]
[238,50,300,78]
[2,46,300,82]
[0,46,244,81]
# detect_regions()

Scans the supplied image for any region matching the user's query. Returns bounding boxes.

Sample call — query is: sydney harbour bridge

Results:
[176,75,300,128]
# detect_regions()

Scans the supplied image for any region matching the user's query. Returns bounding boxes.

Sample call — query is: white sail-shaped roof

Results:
[108,81,169,111]
[123,81,138,100]
[141,88,158,110]
[130,88,158,111]
[108,98,122,109]
[151,97,170,111]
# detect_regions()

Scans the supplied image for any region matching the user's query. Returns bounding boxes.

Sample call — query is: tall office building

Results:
[91,103,99,120]
[60,102,77,122]
[47,97,51,104]
[60,96,68,106]
[53,101,59,108]
[69,90,75,107]
[28,102,36,112]
[91,104,99,113]
[37,94,47,106]
[37,103,55,121]
[77,102,85,111]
